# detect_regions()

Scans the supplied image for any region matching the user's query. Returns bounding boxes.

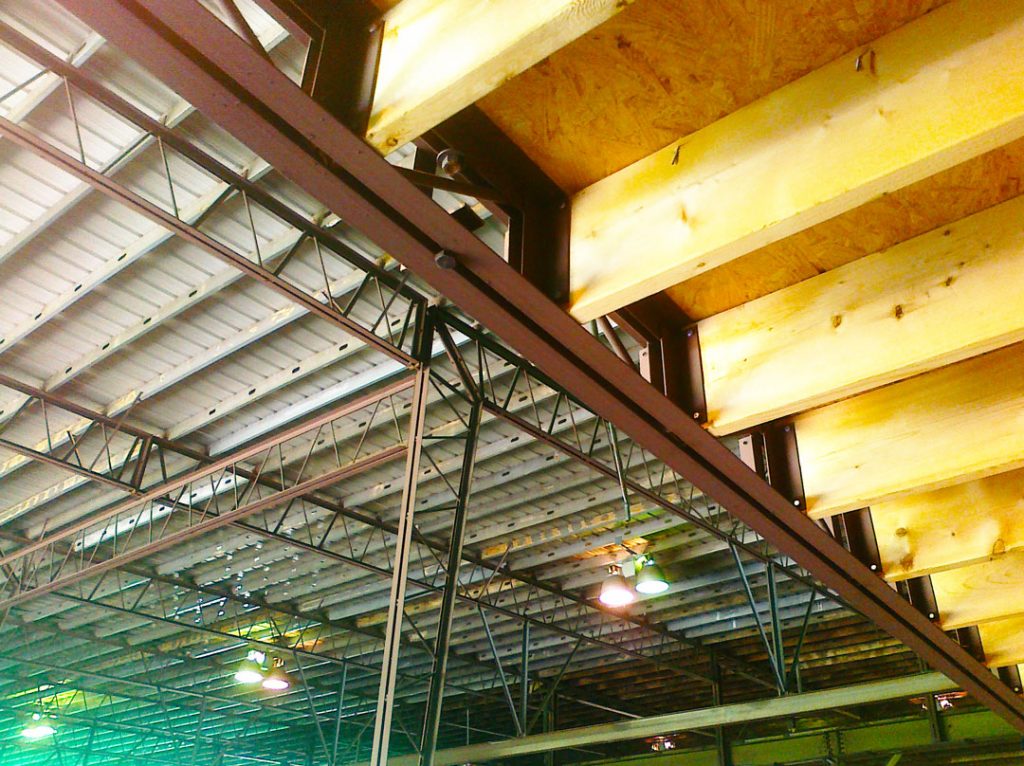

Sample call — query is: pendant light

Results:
[261,658,292,691]
[634,553,669,595]
[599,564,635,607]
[22,712,56,740]
[234,649,267,684]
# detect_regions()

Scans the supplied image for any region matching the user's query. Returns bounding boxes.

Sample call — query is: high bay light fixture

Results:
[22,712,56,740]
[261,658,292,691]
[634,553,669,595]
[599,564,635,607]
[234,648,267,684]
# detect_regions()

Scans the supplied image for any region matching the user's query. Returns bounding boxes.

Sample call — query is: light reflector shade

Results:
[599,572,635,607]
[635,559,669,595]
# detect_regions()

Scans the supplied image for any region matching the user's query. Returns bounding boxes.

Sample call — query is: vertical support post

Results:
[302,1,383,136]
[711,653,732,766]
[370,318,433,766]
[924,693,946,743]
[520,620,530,727]
[420,399,482,766]
[766,563,786,692]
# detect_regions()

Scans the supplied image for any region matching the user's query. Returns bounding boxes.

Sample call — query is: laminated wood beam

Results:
[979,617,1024,668]
[365,0,631,152]
[932,551,1024,630]
[567,0,1024,322]
[873,467,1024,581]
[797,344,1024,518]
[698,195,1024,435]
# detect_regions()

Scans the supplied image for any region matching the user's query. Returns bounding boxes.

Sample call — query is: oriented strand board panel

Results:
[979,616,1024,668]
[873,468,1024,581]
[933,550,1024,629]
[366,0,632,152]
[565,0,1024,321]
[698,193,1024,435]
[797,344,1024,518]
[480,0,945,193]
[668,138,1024,321]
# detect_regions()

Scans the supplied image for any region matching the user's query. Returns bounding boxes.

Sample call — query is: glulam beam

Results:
[979,617,1024,668]
[797,344,1024,518]
[567,0,1024,322]
[365,0,631,153]
[933,552,1024,630]
[698,195,1024,435]
[873,468,1024,581]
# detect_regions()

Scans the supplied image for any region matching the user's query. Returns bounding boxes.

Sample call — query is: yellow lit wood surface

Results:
[797,345,1024,518]
[698,194,1024,435]
[933,550,1024,630]
[366,0,631,153]
[979,616,1024,668]
[668,138,1024,321]
[566,0,1024,322]
[480,0,944,193]
[873,467,1024,581]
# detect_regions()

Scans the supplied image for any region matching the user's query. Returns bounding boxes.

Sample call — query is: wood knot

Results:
[944,276,955,287]
[893,304,904,319]
[895,527,908,537]
[831,314,843,329]
[616,34,631,50]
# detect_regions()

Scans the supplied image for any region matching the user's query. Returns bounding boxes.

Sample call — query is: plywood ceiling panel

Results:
[478,0,946,194]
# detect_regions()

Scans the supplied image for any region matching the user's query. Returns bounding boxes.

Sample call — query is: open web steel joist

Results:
[51,0,1024,734]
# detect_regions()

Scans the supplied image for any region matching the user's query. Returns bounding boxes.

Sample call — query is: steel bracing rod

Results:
[730,545,786,692]
[0,378,413,611]
[444,311,828,599]
[0,672,289,756]
[0,696,299,765]
[478,604,522,737]
[0,26,419,367]
[420,400,481,766]
[0,371,717,692]
[370,332,431,766]
[52,1,1016,728]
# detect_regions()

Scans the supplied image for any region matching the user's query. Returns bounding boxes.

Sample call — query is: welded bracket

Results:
[738,421,806,511]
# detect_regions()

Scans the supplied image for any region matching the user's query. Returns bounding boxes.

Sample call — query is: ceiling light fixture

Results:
[599,564,635,607]
[634,553,669,595]
[261,658,292,691]
[22,712,56,740]
[234,649,266,684]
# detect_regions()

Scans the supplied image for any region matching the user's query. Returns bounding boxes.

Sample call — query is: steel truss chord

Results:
[0,20,425,368]
[0,376,415,612]
[63,0,1024,730]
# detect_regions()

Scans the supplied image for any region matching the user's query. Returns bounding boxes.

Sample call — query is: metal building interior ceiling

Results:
[0,1,1022,765]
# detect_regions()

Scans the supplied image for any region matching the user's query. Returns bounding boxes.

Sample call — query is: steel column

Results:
[419,400,482,766]
[53,0,1024,731]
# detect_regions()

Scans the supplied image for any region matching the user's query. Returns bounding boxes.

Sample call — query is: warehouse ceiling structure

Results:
[1,0,1024,764]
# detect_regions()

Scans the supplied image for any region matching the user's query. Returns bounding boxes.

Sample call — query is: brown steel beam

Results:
[53,0,1024,731]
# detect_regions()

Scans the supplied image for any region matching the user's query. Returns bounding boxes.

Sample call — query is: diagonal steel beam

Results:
[56,0,1024,731]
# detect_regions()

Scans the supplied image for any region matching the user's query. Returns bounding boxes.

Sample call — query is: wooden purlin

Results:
[698,193,1024,435]
[565,0,1024,321]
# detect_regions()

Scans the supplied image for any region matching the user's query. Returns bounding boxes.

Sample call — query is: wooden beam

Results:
[567,0,1024,322]
[797,344,1024,518]
[873,468,1024,581]
[979,617,1024,668]
[932,551,1024,630]
[365,0,631,153]
[698,194,1024,435]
